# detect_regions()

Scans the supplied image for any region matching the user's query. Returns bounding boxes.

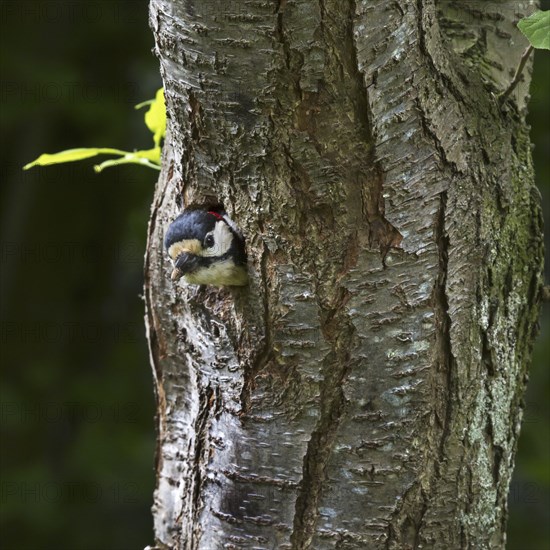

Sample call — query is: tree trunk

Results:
[144,1,544,548]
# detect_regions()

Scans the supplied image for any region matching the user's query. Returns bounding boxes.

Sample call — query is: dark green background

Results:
[0,1,548,549]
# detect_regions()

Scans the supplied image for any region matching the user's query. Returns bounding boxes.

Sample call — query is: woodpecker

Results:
[164,209,248,286]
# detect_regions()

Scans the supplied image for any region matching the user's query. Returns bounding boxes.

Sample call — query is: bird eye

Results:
[204,234,215,248]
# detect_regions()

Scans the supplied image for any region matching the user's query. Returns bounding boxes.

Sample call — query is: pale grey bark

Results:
[144,1,544,549]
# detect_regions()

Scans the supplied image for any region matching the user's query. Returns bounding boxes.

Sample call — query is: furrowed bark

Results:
[145,1,543,548]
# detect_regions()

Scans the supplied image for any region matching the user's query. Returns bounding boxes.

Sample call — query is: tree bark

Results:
[144,1,544,548]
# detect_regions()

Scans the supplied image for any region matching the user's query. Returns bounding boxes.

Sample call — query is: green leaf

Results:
[23,148,129,170]
[136,88,166,147]
[518,10,550,50]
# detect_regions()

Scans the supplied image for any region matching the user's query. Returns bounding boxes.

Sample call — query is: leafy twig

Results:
[498,45,534,105]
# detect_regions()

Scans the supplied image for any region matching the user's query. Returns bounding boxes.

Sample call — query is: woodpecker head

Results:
[164,209,248,286]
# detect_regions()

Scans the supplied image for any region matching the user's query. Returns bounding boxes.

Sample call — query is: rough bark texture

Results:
[144,1,544,548]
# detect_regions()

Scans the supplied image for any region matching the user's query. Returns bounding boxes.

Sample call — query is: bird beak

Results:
[171,252,200,282]
[171,267,184,281]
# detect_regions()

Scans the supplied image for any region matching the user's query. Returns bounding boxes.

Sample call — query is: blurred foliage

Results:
[0,1,548,550]
[0,1,157,548]
[507,31,550,550]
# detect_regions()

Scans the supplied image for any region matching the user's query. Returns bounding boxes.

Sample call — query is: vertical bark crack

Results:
[239,241,273,414]
[188,384,214,549]
[386,191,454,548]
[434,191,453,465]
[348,0,403,260]
[290,291,353,549]
[416,0,466,106]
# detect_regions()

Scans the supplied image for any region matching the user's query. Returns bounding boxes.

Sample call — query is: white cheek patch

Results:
[221,214,243,239]
[201,222,233,257]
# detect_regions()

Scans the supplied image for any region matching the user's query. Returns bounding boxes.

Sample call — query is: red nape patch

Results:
[208,211,224,220]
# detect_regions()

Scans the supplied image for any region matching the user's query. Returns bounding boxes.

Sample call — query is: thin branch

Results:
[499,45,534,105]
